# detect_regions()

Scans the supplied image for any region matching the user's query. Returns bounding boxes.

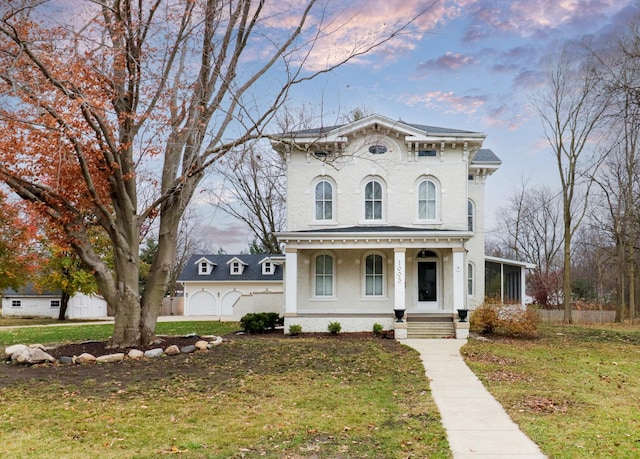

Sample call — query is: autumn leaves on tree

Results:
[0,1,424,346]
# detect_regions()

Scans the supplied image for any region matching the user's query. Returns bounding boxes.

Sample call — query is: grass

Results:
[462,323,640,459]
[0,320,240,348]
[0,323,450,459]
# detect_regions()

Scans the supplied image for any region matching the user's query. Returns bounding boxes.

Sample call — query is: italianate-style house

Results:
[273,114,530,338]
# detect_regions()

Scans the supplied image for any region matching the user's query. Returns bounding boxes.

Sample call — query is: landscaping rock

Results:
[28,343,46,351]
[144,348,164,358]
[164,345,180,356]
[11,348,31,363]
[74,353,97,364]
[96,353,125,363]
[59,356,73,364]
[210,336,223,347]
[180,345,196,354]
[195,340,208,351]
[29,348,56,364]
[5,344,29,359]
[127,349,144,360]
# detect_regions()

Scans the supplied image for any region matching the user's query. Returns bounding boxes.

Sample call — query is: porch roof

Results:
[485,255,536,269]
[276,225,472,249]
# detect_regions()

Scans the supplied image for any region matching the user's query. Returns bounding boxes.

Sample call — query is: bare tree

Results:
[591,23,640,322]
[493,183,564,306]
[0,1,429,346]
[533,46,611,322]
[210,143,286,254]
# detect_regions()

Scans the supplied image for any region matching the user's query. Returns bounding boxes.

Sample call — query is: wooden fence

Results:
[538,310,616,324]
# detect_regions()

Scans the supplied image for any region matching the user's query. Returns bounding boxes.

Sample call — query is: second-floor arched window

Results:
[418,179,437,220]
[315,180,333,221]
[364,180,383,221]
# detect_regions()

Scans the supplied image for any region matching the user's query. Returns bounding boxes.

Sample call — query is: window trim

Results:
[313,253,335,298]
[468,199,475,232]
[363,252,385,297]
[314,179,335,222]
[417,178,438,222]
[363,179,384,222]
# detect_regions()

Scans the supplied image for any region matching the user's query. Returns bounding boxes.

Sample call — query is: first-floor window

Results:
[11,300,21,308]
[365,254,384,296]
[315,254,334,296]
[467,263,474,296]
[50,300,60,308]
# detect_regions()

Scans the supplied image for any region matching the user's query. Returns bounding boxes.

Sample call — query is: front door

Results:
[417,260,439,310]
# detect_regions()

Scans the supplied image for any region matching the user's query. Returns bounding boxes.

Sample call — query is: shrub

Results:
[470,302,540,339]
[288,324,302,336]
[327,321,341,334]
[372,323,384,336]
[240,312,282,334]
[470,303,499,334]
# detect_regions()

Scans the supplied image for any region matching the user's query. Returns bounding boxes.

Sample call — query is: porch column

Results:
[394,248,406,311]
[285,248,298,315]
[520,265,526,308]
[452,247,465,311]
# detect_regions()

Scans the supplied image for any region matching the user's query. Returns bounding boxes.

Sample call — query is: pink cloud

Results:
[403,90,487,115]
[417,52,478,73]
[462,0,630,42]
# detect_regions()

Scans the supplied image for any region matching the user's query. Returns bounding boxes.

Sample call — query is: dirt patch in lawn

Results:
[0,330,400,397]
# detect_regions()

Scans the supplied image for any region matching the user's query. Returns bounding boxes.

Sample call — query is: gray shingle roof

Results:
[282,119,480,137]
[178,254,283,282]
[472,149,502,164]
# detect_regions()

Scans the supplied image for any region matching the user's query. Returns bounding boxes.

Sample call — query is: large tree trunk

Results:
[58,291,70,321]
[563,210,573,323]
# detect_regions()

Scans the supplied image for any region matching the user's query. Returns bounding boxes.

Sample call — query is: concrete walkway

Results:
[403,339,547,459]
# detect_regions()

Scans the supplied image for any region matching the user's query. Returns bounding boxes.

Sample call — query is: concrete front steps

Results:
[406,314,456,339]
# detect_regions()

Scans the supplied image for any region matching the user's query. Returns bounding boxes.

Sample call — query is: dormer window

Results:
[227,257,247,275]
[259,257,279,275]
[196,257,216,275]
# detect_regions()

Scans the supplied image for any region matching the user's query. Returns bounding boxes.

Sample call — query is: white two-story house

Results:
[273,114,527,338]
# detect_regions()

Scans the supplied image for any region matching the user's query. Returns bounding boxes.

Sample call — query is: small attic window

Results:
[368,145,387,155]
[313,150,331,159]
[418,149,437,157]
[262,261,274,275]
[198,261,212,275]
[231,261,243,275]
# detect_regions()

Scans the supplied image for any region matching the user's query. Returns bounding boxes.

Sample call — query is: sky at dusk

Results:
[194,0,640,252]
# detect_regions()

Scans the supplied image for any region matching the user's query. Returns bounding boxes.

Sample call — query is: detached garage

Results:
[2,286,108,319]
[178,254,284,321]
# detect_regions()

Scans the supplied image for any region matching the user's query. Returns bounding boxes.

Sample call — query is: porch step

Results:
[406,320,455,339]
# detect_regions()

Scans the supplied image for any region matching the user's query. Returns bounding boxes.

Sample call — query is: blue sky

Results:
[200,0,639,252]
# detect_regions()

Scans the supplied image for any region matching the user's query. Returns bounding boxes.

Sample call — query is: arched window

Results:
[468,263,474,296]
[315,180,333,221]
[365,254,384,296]
[364,180,383,221]
[418,179,437,220]
[314,254,334,296]
[468,200,475,232]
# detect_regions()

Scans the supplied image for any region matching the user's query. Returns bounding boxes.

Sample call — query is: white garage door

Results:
[221,290,242,317]
[189,291,217,315]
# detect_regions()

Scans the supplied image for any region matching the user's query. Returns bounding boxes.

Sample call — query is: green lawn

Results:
[0,323,450,459]
[462,323,640,459]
